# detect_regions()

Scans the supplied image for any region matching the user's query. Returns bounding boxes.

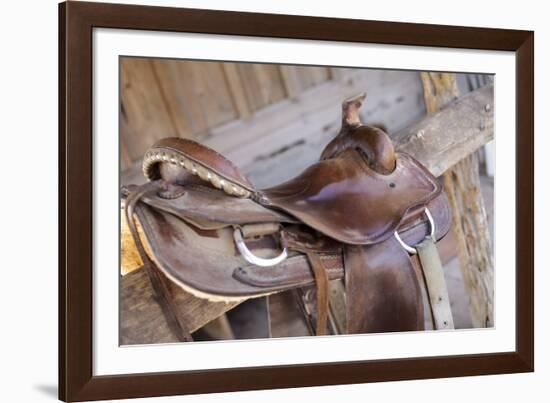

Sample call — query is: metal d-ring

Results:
[394,207,436,255]
[233,228,288,267]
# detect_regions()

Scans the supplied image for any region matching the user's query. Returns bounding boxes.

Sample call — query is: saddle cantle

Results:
[124,93,451,339]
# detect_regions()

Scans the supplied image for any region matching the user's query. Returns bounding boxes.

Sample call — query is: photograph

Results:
[119,57,495,344]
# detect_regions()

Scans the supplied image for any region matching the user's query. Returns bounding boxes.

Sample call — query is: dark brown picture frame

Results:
[59,1,534,401]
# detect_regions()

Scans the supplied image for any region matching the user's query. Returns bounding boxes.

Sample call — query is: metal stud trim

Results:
[143,149,251,198]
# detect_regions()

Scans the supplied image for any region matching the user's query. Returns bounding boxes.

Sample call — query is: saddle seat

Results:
[259,147,440,245]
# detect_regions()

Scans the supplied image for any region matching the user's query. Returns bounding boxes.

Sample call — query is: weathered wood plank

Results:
[279,65,331,98]
[237,63,286,111]
[211,69,424,158]
[119,122,134,171]
[443,153,494,327]
[420,72,459,112]
[120,266,241,345]
[300,66,330,88]
[206,69,424,187]
[122,80,492,190]
[394,84,494,177]
[222,63,252,119]
[152,60,237,137]
[122,69,427,187]
[120,58,179,161]
[279,66,302,99]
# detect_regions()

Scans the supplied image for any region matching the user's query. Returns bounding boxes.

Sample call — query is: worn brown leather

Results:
[344,239,424,334]
[323,93,395,174]
[260,149,440,245]
[138,183,297,230]
[234,193,450,290]
[306,253,330,336]
[144,137,255,192]
[124,95,451,338]
[129,189,449,296]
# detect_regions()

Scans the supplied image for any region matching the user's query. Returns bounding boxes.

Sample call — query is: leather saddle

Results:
[123,94,451,341]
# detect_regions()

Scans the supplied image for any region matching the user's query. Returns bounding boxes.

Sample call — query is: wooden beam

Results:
[418,72,494,328]
[394,83,494,176]
[120,267,241,344]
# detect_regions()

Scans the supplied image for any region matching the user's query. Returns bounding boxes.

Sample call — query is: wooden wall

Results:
[120,58,437,188]
[120,58,333,170]
[119,58,492,189]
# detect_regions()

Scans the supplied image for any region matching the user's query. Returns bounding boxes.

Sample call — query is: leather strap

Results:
[344,237,424,334]
[279,228,331,335]
[306,252,330,336]
[124,182,194,342]
[416,238,454,330]
[240,223,281,238]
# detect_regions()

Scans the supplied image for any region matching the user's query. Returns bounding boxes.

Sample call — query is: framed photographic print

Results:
[59,1,534,401]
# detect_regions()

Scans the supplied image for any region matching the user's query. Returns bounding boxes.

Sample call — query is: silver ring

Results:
[394,207,436,255]
[233,228,288,267]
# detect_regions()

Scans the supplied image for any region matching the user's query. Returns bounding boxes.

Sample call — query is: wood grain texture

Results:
[120,58,178,161]
[222,63,252,119]
[236,63,286,111]
[120,266,241,344]
[121,78,493,189]
[443,153,494,327]
[152,59,237,136]
[121,61,334,163]
[280,66,330,98]
[394,84,494,177]
[122,69,427,187]
[418,72,494,328]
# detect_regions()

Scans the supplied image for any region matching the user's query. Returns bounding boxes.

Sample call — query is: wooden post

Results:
[420,72,494,328]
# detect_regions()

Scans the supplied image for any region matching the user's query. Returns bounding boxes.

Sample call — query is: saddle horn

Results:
[321,92,396,175]
[342,93,366,127]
